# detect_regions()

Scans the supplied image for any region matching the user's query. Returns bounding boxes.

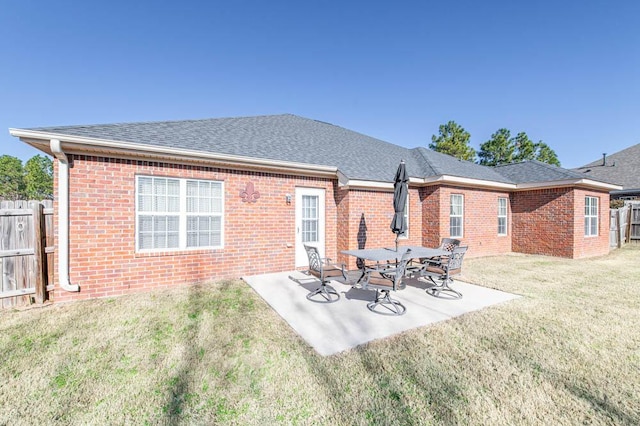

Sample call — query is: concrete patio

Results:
[243,271,520,356]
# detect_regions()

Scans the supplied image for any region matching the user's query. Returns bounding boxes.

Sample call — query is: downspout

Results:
[50,139,80,292]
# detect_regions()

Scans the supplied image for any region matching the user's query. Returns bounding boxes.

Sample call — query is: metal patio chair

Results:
[421,246,468,299]
[407,238,460,275]
[304,244,346,303]
[437,238,461,252]
[360,248,413,315]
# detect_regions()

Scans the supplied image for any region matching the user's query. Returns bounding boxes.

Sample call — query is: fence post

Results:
[33,203,47,304]
[627,204,633,243]
[617,208,623,249]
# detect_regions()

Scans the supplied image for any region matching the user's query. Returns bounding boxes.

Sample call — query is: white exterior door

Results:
[295,187,326,267]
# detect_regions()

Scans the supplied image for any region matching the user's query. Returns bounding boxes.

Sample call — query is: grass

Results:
[1,245,639,425]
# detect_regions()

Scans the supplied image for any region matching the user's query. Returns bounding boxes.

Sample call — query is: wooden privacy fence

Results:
[629,202,640,242]
[0,200,53,308]
[610,202,640,248]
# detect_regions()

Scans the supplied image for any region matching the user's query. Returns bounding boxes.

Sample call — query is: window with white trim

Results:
[584,196,598,236]
[498,197,508,236]
[450,194,463,238]
[136,176,223,251]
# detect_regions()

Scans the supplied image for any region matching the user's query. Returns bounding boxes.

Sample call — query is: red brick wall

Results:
[572,189,610,258]
[418,185,511,258]
[511,187,609,258]
[338,184,513,262]
[420,186,441,248]
[49,155,611,302]
[52,156,337,302]
[335,188,423,269]
[511,188,574,257]
[335,185,350,259]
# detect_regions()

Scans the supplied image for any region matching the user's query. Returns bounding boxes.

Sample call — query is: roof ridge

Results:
[29,113,297,131]
[412,147,442,175]
[305,118,419,153]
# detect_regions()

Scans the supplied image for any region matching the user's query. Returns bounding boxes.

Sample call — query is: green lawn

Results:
[1,245,639,425]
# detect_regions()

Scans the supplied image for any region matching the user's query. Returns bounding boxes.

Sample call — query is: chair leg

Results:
[426,277,462,299]
[306,281,340,303]
[367,289,406,316]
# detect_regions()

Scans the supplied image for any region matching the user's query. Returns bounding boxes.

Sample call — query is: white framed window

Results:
[585,196,598,237]
[450,194,463,238]
[400,193,409,239]
[498,197,508,236]
[136,176,223,251]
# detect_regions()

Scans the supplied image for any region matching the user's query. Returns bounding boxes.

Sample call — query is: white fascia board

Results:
[339,179,394,190]
[9,129,338,176]
[338,174,430,189]
[339,174,513,190]
[422,175,516,190]
[514,179,622,192]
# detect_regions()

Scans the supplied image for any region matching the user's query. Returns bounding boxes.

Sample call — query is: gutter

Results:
[50,139,80,292]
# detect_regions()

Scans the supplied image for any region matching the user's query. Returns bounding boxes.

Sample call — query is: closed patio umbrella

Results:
[390,160,408,252]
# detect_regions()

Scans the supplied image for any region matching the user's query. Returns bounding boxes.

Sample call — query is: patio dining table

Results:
[341,246,449,285]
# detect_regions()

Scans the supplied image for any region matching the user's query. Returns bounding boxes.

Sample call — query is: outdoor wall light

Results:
[285,194,292,204]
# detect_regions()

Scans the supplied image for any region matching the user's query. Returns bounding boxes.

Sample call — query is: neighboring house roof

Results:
[572,143,640,194]
[9,114,620,191]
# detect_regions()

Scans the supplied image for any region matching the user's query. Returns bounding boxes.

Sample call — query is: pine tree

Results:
[429,121,476,161]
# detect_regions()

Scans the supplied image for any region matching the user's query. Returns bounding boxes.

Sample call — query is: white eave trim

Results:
[421,174,516,189]
[338,173,621,192]
[9,128,338,176]
[513,178,622,191]
[340,179,394,190]
[338,174,515,190]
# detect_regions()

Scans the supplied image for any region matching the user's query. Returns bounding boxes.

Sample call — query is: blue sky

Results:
[1,0,638,168]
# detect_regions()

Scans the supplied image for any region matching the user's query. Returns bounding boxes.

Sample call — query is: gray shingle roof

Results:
[572,143,640,190]
[412,147,514,184]
[24,113,611,187]
[30,114,415,182]
[494,160,615,184]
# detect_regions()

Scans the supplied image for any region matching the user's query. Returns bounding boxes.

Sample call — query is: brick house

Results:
[9,114,619,302]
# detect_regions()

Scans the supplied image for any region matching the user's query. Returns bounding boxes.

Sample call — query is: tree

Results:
[477,128,514,166]
[512,132,537,162]
[535,142,561,166]
[0,155,25,200]
[429,121,476,161]
[478,129,562,167]
[24,155,53,199]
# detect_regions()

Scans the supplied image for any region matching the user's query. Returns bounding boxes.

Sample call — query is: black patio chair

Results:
[360,248,413,315]
[304,244,346,303]
[421,246,468,299]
